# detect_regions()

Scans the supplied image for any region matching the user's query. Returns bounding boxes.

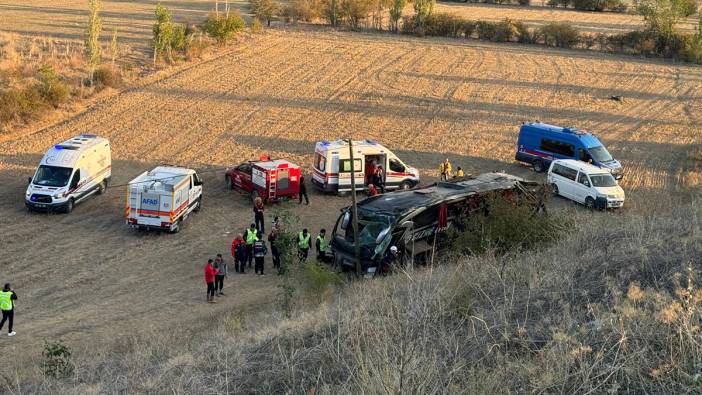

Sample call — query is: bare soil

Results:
[0,25,700,368]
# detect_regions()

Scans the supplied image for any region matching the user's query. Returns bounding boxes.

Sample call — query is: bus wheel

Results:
[532,160,545,173]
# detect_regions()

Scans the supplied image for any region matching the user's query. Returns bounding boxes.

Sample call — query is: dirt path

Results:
[0,29,700,367]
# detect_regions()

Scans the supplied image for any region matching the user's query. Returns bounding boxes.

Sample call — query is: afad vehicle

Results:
[225,157,301,203]
[125,166,203,233]
[26,134,111,213]
[312,140,420,194]
[515,121,623,179]
[330,172,537,274]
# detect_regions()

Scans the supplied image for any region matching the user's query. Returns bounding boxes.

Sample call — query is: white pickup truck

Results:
[125,166,203,233]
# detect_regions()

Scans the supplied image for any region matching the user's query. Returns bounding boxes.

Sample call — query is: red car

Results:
[225,158,301,203]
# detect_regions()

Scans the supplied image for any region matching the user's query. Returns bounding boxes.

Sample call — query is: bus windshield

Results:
[588,146,613,163]
[32,165,72,187]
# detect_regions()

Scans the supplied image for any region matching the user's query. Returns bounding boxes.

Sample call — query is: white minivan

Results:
[26,134,111,213]
[547,159,624,209]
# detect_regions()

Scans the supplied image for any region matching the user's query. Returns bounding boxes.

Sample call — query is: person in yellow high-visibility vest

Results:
[298,228,311,262]
[0,283,17,337]
[454,167,465,178]
[439,158,452,181]
[315,228,333,263]
[244,223,258,269]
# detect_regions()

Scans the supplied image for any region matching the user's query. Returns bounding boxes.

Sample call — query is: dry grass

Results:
[8,197,701,393]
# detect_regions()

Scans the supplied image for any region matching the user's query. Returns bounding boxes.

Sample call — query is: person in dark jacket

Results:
[299,175,309,205]
[0,283,17,336]
[235,238,248,274]
[231,233,245,273]
[380,246,399,276]
[253,232,268,275]
[253,197,265,233]
[268,228,281,272]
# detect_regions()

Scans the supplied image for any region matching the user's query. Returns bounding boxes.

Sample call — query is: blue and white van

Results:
[515,122,623,179]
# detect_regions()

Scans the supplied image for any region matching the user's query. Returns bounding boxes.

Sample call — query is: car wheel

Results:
[400,180,413,190]
[65,199,74,214]
[194,197,202,212]
[97,180,107,195]
[551,183,559,197]
[533,160,545,173]
[226,175,234,190]
[585,197,595,209]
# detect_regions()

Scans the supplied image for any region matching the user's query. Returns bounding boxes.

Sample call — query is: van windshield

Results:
[590,173,617,187]
[588,146,613,162]
[33,165,72,187]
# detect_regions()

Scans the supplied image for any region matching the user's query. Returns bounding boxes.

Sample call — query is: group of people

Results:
[439,158,464,181]
[203,209,335,302]
[366,162,385,196]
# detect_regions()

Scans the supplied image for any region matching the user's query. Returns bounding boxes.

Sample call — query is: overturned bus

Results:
[330,172,540,274]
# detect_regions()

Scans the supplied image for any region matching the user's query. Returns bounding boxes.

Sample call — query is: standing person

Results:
[244,224,258,269]
[376,166,385,193]
[253,197,265,233]
[0,283,17,337]
[235,237,248,274]
[253,232,268,275]
[213,254,227,296]
[268,228,281,272]
[316,229,332,263]
[298,228,311,262]
[230,234,245,273]
[439,158,452,181]
[298,175,309,205]
[204,259,218,303]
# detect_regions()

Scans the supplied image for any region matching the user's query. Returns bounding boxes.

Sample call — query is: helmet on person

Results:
[390,246,398,253]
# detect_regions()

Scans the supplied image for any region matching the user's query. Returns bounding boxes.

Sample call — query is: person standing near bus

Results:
[0,283,17,337]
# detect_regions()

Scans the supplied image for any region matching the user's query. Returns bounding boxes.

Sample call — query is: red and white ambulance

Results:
[312,140,420,194]
[225,157,301,203]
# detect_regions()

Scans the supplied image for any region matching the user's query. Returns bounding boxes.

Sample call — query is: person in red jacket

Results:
[204,259,219,303]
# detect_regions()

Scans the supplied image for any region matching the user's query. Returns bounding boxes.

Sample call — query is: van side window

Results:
[339,159,361,173]
[70,170,81,189]
[553,164,577,181]
[540,139,575,157]
[578,172,589,185]
[389,158,405,173]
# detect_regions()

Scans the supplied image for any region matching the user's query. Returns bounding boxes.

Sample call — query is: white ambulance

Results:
[25,134,111,213]
[125,166,203,233]
[312,140,420,194]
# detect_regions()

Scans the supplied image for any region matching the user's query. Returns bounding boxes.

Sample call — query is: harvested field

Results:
[0,26,700,371]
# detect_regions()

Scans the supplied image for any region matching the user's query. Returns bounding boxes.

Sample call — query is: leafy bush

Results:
[251,18,263,34]
[514,20,539,43]
[449,192,568,255]
[0,86,44,125]
[302,262,343,302]
[341,0,374,29]
[424,13,465,37]
[250,0,279,26]
[476,19,515,42]
[42,341,74,379]
[540,22,581,48]
[413,0,435,29]
[389,0,407,32]
[571,0,626,11]
[281,0,323,22]
[153,4,187,62]
[200,12,245,44]
[93,66,121,89]
[37,65,68,107]
[518,0,530,4]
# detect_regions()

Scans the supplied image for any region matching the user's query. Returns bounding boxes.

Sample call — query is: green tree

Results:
[200,12,245,44]
[153,4,186,64]
[413,0,435,29]
[341,0,374,29]
[389,0,407,32]
[638,0,696,37]
[85,0,102,83]
[250,0,279,26]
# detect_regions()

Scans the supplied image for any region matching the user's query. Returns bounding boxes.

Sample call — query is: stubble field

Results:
[0,2,701,372]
